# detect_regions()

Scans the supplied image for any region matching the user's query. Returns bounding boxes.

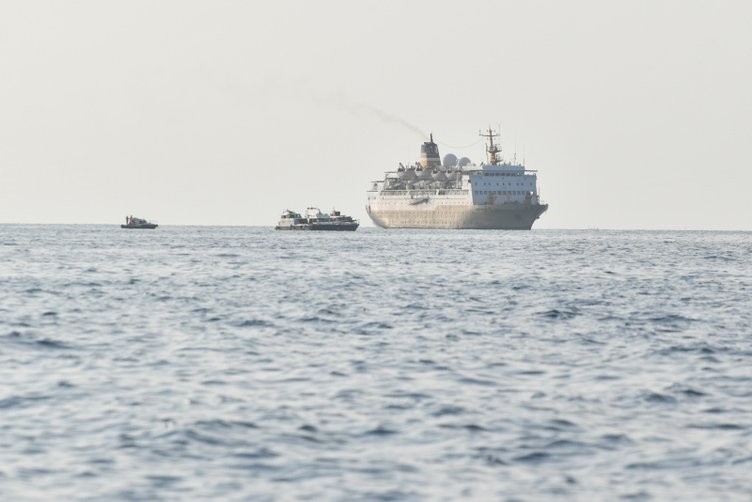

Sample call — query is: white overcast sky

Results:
[1,0,751,229]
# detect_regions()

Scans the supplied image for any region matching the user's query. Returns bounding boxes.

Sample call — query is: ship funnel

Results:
[419,133,441,168]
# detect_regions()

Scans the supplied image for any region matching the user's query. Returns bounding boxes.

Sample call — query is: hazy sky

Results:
[1,1,751,229]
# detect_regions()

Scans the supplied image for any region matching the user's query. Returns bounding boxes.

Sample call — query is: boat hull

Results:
[367,203,547,230]
[275,223,359,231]
[121,224,158,229]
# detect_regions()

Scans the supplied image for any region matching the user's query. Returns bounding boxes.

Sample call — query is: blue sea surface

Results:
[1,225,751,500]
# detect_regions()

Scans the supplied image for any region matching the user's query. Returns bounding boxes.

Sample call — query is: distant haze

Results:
[1,1,751,229]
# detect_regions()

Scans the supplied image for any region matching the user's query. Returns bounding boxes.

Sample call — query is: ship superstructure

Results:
[275,207,359,231]
[366,129,548,229]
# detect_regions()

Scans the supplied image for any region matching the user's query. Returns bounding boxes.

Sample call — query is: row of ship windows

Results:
[475,190,529,195]
[477,182,530,187]
[378,201,464,205]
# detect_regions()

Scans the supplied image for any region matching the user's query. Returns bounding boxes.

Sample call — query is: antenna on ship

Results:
[479,127,501,165]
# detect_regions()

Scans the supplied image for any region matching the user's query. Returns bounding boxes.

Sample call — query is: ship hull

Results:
[275,223,359,231]
[367,203,548,230]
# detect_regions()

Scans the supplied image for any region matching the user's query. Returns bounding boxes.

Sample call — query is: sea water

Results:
[1,225,750,500]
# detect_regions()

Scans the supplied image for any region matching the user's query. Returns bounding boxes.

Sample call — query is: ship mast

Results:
[479,127,501,165]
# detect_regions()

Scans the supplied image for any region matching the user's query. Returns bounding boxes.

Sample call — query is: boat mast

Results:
[479,127,501,165]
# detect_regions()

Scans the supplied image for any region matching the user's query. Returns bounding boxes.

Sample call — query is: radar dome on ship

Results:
[458,157,472,167]
[442,153,458,168]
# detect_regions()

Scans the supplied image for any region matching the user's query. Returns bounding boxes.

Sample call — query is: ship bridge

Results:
[467,164,540,205]
[465,128,541,205]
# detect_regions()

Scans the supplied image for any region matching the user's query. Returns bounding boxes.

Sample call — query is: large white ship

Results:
[366,129,548,229]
